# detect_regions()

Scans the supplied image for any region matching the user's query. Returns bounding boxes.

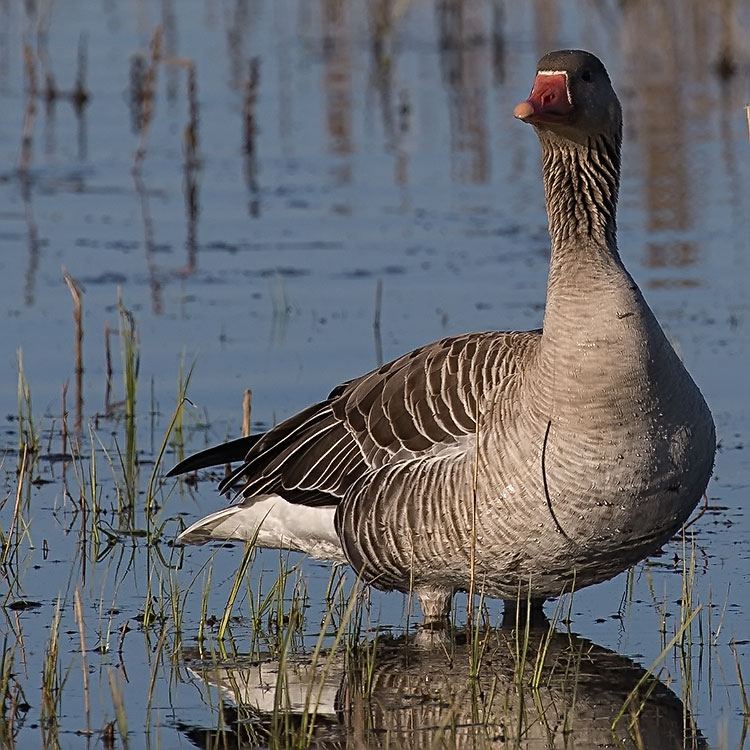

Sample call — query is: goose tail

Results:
[166,434,262,476]
[176,494,346,562]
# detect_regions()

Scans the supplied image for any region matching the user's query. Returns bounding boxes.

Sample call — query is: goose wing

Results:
[168,330,539,507]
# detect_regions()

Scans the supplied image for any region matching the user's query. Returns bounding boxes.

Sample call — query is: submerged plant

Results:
[0,637,28,748]
[16,350,39,456]
[40,600,65,747]
[118,292,140,508]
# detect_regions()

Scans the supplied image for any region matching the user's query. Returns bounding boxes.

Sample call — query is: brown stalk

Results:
[242,389,253,437]
[2,445,28,571]
[73,588,91,736]
[104,321,113,415]
[373,279,383,367]
[63,268,84,433]
[467,397,480,631]
[61,381,69,460]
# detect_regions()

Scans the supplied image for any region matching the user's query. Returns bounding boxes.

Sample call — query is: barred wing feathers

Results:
[170,331,539,508]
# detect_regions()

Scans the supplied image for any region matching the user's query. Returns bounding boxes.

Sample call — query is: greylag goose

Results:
[168,50,715,623]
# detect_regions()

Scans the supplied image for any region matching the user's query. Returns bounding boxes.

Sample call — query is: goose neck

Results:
[540,132,621,259]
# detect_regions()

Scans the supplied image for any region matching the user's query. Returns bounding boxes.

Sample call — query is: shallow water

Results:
[1,1,749,747]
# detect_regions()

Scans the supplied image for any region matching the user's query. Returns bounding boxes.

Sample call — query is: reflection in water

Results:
[182,158,200,277]
[180,59,201,276]
[491,0,506,86]
[73,35,89,162]
[367,0,412,187]
[225,0,257,93]
[16,28,91,307]
[436,0,490,185]
[715,26,746,241]
[621,3,705,279]
[128,29,204,295]
[181,628,705,749]
[133,172,164,314]
[531,0,560,62]
[243,57,261,218]
[322,0,353,191]
[162,0,180,103]
[20,175,40,309]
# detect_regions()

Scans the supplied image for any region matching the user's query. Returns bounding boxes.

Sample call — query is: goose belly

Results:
[335,407,714,600]
[474,413,715,597]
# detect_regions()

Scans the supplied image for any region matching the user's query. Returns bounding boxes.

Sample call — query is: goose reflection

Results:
[178,626,706,749]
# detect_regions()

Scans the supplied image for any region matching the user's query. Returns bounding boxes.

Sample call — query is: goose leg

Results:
[416,585,453,626]
[501,597,547,628]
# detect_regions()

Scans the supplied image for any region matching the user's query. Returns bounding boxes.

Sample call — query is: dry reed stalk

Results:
[73,588,91,736]
[373,279,383,367]
[12,612,28,676]
[104,321,113,414]
[63,268,84,433]
[145,623,170,717]
[117,621,130,662]
[61,381,69,459]
[242,389,253,437]
[107,668,128,748]
[404,543,415,642]
[1,444,28,570]
[79,483,88,588]
[730,640,750,716]
[467,399,480,631]
[101,721,116,749]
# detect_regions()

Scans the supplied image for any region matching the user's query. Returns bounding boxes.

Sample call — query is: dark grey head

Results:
[514,50,621,145]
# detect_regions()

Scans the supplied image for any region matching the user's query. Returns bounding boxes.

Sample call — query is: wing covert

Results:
[174,330,539,507]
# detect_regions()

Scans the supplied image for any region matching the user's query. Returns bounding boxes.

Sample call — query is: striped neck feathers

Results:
[539,130,621,254]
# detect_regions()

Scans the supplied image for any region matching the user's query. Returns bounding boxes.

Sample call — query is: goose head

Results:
[514,50,622,146]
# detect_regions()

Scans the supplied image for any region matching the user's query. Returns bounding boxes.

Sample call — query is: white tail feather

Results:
[177,494,345,563]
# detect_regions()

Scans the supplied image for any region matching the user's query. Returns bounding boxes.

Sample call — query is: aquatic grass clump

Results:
[0,637,29,747]
[40,600,66,746]
[107,668,129,750]
[0,444,32,577]
[118,293,140,424]
[730,640,749,719]
[183,571,366,749]
[16,351,39,457]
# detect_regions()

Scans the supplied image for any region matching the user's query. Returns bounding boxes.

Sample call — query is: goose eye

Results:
[581,69,593,83]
